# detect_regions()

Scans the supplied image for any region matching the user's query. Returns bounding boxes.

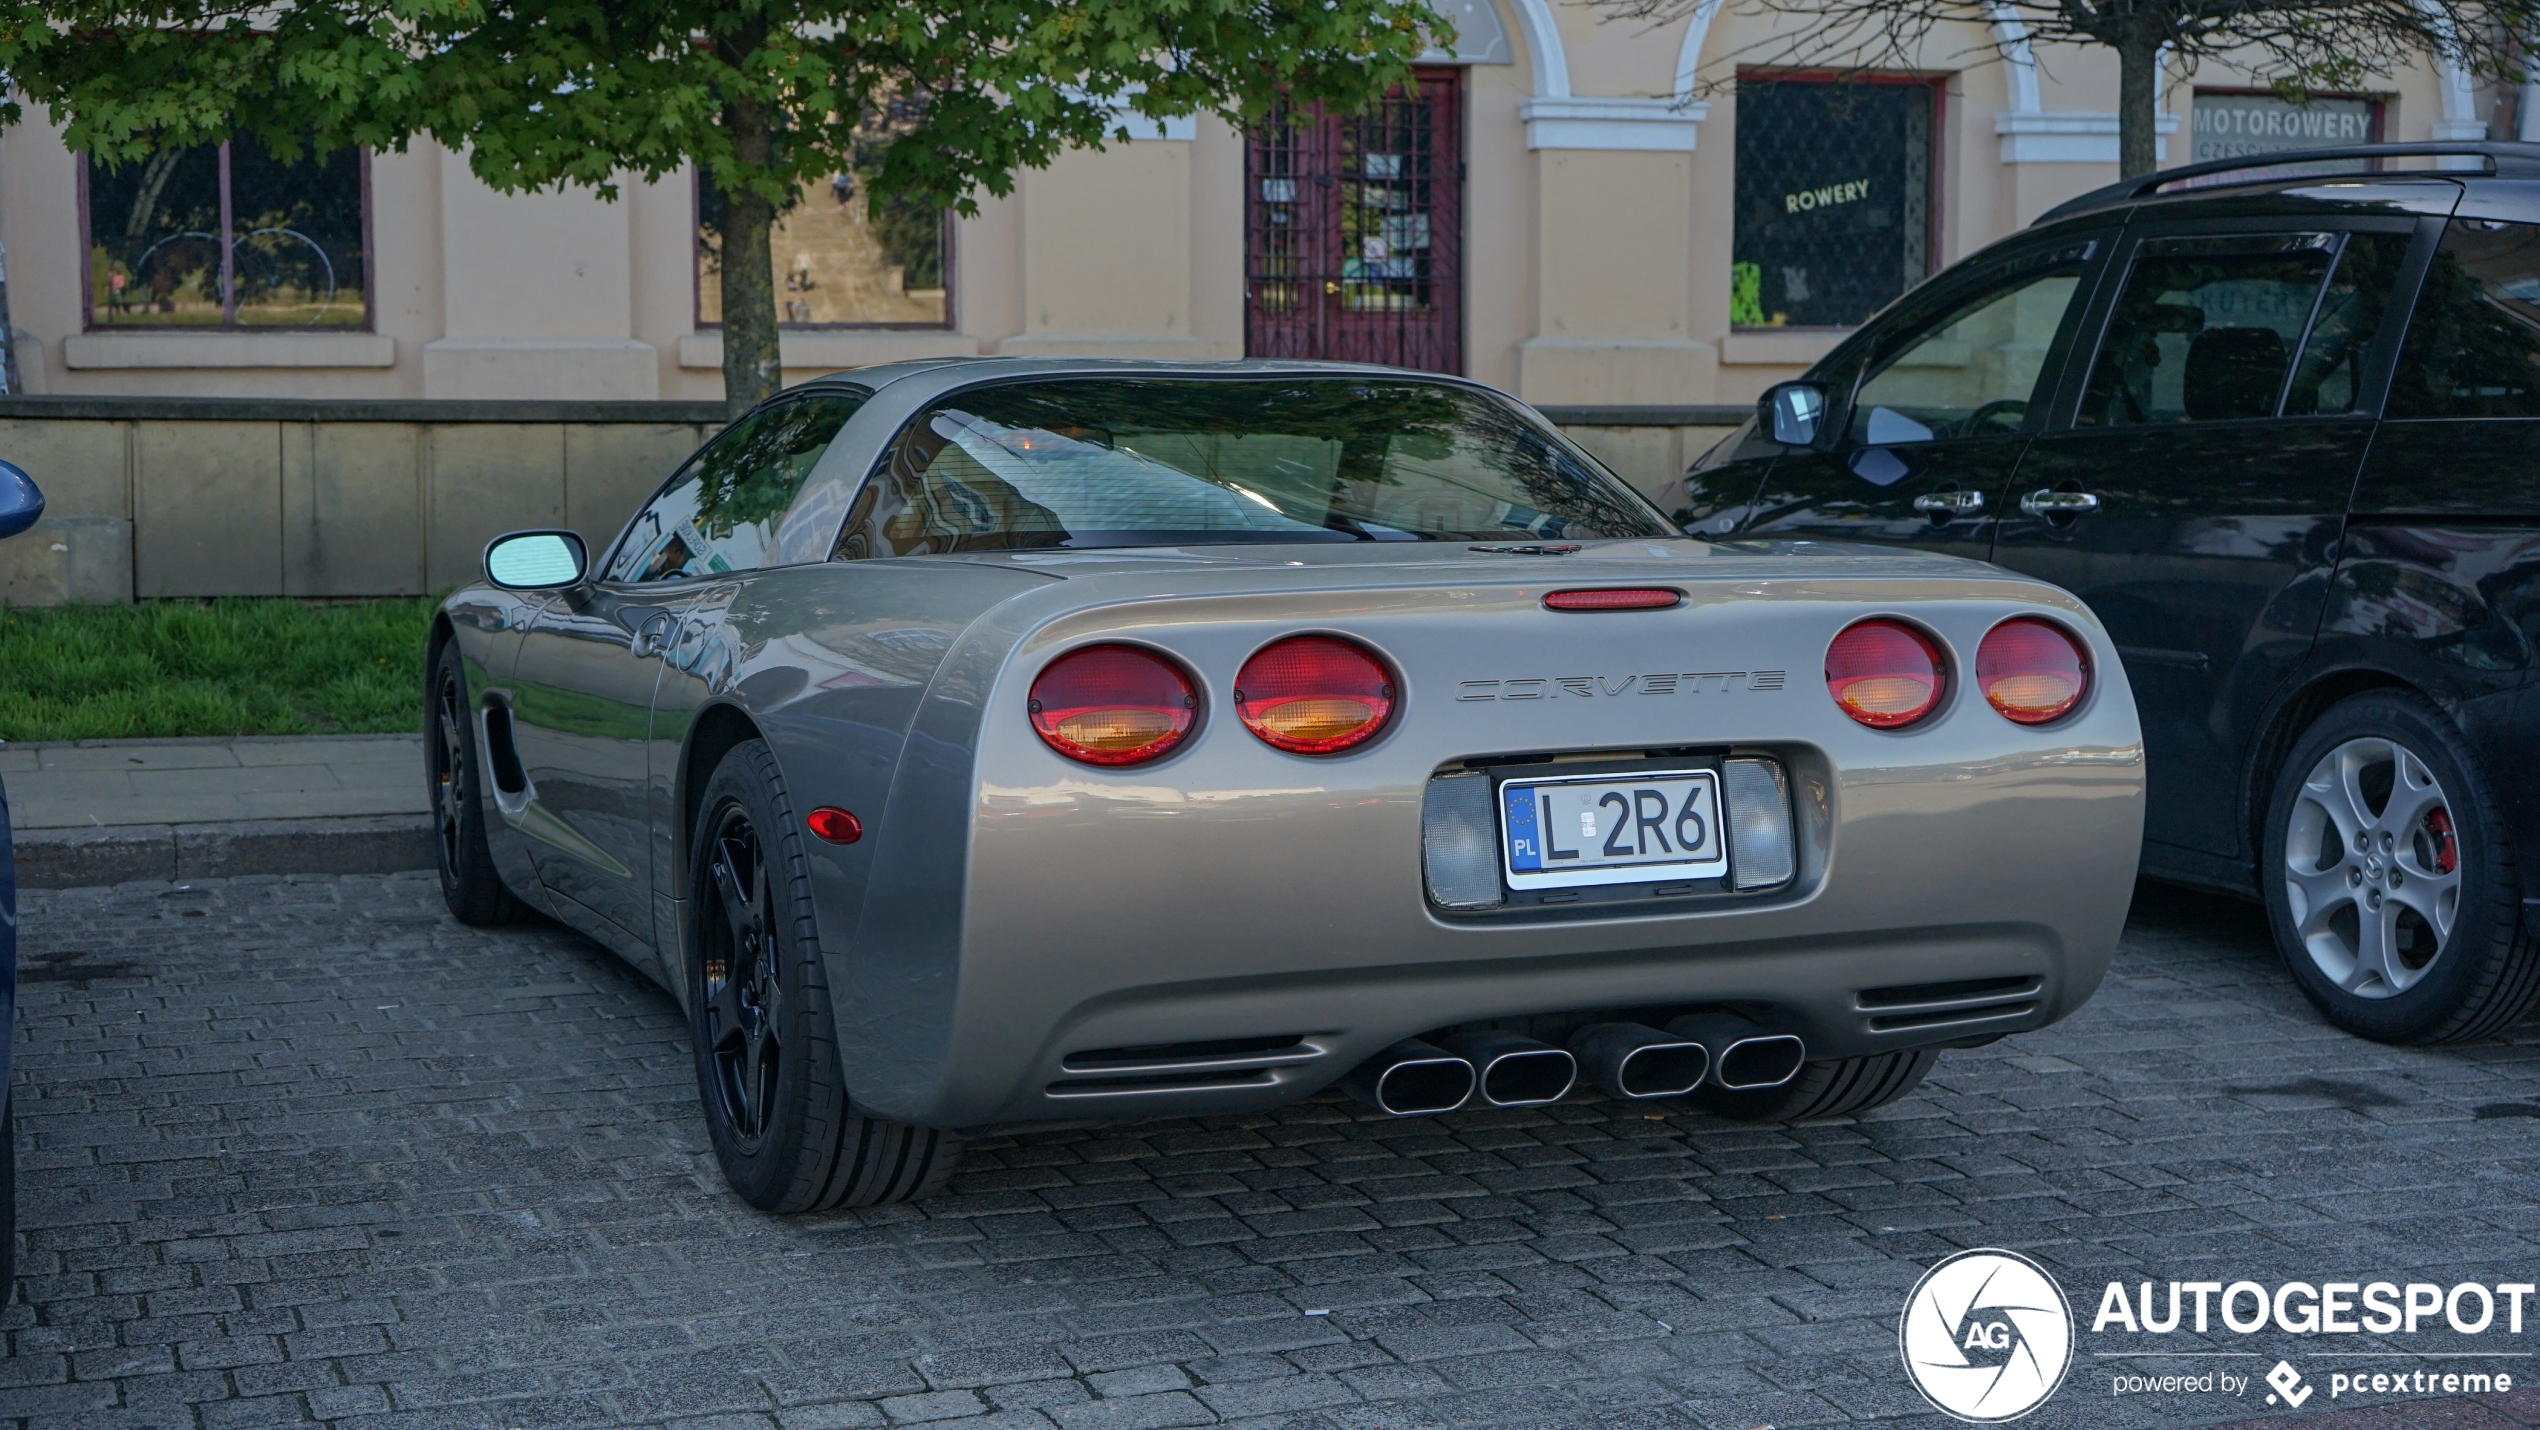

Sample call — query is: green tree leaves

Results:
[7,0,1443,409]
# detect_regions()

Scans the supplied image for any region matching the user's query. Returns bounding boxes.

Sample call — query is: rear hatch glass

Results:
[847,377,1672,555]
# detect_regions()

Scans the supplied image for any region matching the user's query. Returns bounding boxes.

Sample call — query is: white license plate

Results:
[1500,770,1726,891]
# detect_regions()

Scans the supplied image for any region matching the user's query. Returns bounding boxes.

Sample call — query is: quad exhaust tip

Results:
[1341,1038,1477,1116]
[1569,1022,1709,1099]
[1345,1017,1801,1115]
[1441,1030,1577,1107]
[1667,1013,1807,1090]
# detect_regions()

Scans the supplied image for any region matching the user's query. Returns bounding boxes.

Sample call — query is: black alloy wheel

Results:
[700,806,783,1148]
[430,665,469,878]
[427,642,520,925]
[685,739,963,1211]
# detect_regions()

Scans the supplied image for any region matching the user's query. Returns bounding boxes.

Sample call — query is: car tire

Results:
[689,739,961,1211]
[2262,690,2538,1044]
[428,642,523,927]
[1690,1048,1938,1122]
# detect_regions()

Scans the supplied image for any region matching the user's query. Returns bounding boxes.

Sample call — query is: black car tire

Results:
[1690,1049,1938,1122]
[2262,690,2538,1044]
[689,739,961,1211]
[428,642,523,927]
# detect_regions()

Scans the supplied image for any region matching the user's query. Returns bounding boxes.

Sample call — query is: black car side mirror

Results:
[484,530,589,589]
[1762,382,1827,447]
[0,460,44,540]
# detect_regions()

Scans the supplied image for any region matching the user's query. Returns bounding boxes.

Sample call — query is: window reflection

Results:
[2390,220,2540,418]
[2080,237,2336,426]
[840,378,1666,558]
[611,397,865,583]
[698,173,947,328]
[85,135,368,329]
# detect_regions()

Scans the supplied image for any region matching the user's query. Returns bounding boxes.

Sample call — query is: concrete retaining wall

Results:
[0,396,1743,605]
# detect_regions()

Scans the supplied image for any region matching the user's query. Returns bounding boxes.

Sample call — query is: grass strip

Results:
[0,597,435,742]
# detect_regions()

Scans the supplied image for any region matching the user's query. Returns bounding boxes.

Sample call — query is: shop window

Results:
[697,173,950,329]
[83,135,370,329]
[2190,91,2382,169]
[1732,74,1938,330]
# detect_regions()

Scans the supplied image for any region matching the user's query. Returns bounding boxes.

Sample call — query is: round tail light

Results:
[1825,619,1946,728]
[1234,636,1395,754]
[1029,645,1197,766]
[1976,618,2090,724]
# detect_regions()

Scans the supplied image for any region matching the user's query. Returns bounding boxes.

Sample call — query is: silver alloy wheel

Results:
[2283,736,2462,998]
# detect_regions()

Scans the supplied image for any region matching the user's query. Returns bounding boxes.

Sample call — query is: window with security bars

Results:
[1732,74,1937,330]
[83,135,369,329]
[1246,70,1462,373]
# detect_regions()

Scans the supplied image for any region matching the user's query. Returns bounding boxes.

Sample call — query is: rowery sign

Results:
[1785,177,1872,213]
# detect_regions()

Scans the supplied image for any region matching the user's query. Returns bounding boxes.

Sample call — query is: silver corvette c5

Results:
[429,358,2144,1211]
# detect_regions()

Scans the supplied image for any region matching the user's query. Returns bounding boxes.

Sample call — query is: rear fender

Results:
[689,562,1055,1061]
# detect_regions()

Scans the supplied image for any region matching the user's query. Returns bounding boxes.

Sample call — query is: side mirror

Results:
[1762,382,1827,447]
[484,530,588,589]
[0,460,45,540]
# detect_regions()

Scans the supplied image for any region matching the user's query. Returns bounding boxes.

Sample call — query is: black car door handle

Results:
[2020,489,2102,516]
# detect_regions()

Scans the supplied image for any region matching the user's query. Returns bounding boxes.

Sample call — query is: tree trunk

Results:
[2116,35,2162,180]
[718,74,782,418]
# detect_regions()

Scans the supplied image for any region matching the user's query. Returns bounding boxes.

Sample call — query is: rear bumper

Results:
[931,920,2086,1127]
[838,732,2140,1128]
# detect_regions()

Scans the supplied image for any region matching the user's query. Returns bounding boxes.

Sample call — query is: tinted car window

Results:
[2283,232,2411,416]
[2079,234,2336,426]
[838,378,1666,557]
[609,394,864,582]
[1846,262,2087,446]
[2388,219,2540,418]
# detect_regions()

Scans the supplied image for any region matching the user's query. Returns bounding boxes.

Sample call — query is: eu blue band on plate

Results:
[1503,783,1542,871]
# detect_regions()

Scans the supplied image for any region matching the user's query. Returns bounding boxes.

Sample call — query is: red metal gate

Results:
[1245,71,1462,373]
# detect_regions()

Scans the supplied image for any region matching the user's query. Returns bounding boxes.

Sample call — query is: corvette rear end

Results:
[439,358,2143,1211]
[839,539,2143,1128]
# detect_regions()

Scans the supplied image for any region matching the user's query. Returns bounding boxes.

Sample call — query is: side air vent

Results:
[482,702,528,794]
[1048,1035,1325,1099]
[1856,976,2042,1034]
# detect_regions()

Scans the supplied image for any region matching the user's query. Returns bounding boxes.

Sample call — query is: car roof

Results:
[785,356,1502,405]
[2033,140,2540,226]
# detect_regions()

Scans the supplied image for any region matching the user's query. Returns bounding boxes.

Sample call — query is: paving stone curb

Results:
[12,813,434,887]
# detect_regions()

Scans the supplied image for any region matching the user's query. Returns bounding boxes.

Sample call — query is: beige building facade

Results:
[0,6,2518,413]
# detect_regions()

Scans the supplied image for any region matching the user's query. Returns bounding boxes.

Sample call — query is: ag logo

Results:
[1899,1248,2074,1422]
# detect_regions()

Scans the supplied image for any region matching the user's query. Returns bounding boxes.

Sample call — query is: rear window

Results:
[2079,234,2336,426]
[832,378,1669,557]
[2389,218,2540,418]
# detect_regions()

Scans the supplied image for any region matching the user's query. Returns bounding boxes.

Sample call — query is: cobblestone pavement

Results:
[9,873,2540,1430]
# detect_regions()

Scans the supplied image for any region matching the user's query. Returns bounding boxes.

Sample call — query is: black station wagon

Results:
[1669,141,2540,1047]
